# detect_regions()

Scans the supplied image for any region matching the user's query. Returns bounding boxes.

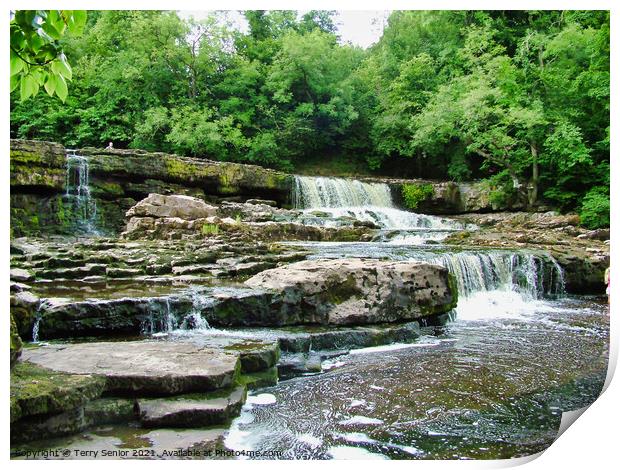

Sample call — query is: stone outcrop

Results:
[11,362,106,424]
[363,178,524,214]
[242,258,457,326]
[10,139,292,237]
[121,193,376,242]
[138,386,246,428]
[10,139,66,191]
[80,146,291,201]
[11,336,279,443]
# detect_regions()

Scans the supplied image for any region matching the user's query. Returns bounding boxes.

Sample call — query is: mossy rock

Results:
[10,314,23,367]
[237,367,279,390]
[10,361,105,423]
[83,398,137,426]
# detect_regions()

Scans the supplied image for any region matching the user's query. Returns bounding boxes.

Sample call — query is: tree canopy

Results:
[10,10,610,227]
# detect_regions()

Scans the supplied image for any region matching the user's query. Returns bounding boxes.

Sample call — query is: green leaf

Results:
[10,74,20,93]
[44,73,57,96]
[48,10,66,35]
[55,74,68,102]
[69,11,87,35]
[20,73,39,101]
[41,21,61,40]
[51,55,72,80]
[10,49,24,76]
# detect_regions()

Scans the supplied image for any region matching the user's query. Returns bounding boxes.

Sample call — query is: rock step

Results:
[22,341,240,396]
[138,386,246,428]
[275,320,424,353]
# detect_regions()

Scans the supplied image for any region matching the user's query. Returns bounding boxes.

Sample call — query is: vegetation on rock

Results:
[402,183,435,210]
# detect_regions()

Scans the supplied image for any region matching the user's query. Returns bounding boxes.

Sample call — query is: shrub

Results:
[580,186,610,229]
[401,184,434,209]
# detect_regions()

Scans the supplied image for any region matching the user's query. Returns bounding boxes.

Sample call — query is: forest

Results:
[10,10,610,227]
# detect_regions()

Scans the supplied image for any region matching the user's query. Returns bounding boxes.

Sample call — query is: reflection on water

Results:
[224,297,608,460]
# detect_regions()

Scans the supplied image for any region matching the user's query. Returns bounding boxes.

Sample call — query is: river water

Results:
[13,176,610,460]
[222,177,609,460]
[220,238,609,459]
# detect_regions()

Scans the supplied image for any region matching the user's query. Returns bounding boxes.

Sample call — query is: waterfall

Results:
[293,176,393,208]
[292,176,462,238]
[140,298,179,336]
[163,298,177,332]
[179,288,212,331]
[427,251,564,299]
[426,251,566,320]
[31,315,42,343]
[65,150,98,234]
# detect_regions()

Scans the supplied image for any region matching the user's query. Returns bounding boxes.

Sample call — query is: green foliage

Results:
[9,10,608,215]
[10,10,86,102]
[201,223,220,236]
[579,186,609,229]
[401,184,434,210]
[484,172,517,209]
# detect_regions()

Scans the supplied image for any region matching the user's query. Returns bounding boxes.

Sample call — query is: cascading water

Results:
[179,288,212,330]
[65,150,98,234]
[292,176,463,243]
[427,251,566,321]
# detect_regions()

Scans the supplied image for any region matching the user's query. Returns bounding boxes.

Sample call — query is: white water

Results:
[292,176,463,240]
[427,251,566,322]
[65,150,99,234]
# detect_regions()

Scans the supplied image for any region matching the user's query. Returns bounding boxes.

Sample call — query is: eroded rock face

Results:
[243,258,457,326]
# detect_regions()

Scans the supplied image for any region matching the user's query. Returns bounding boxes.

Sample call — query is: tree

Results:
[10,10,87,101]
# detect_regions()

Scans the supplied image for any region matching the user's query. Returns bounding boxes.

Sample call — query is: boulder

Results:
[241,258,457,326]
[10,291,40,338]
[577,229,610,241]
[33,296,187,339]
[126,193,217,220]
[22,341,240,395]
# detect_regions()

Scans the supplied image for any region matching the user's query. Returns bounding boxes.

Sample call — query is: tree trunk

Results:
[528,142,539,208]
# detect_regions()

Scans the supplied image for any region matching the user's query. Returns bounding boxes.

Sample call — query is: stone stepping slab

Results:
[22,341,240,396]
[138,386,246,428]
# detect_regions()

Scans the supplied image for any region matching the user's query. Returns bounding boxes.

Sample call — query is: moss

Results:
[10,361,106,423]
[91,180,125,198]
[10,165,65,189]
[164,157,195,179]
[401,183,435,210]
[323,275,360,305]
[11,314,23,367]
[237,367,278,390]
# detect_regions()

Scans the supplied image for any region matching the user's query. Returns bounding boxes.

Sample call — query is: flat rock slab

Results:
[170,334,280,373]
[22,341,239,396]
[138,386,246,428]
